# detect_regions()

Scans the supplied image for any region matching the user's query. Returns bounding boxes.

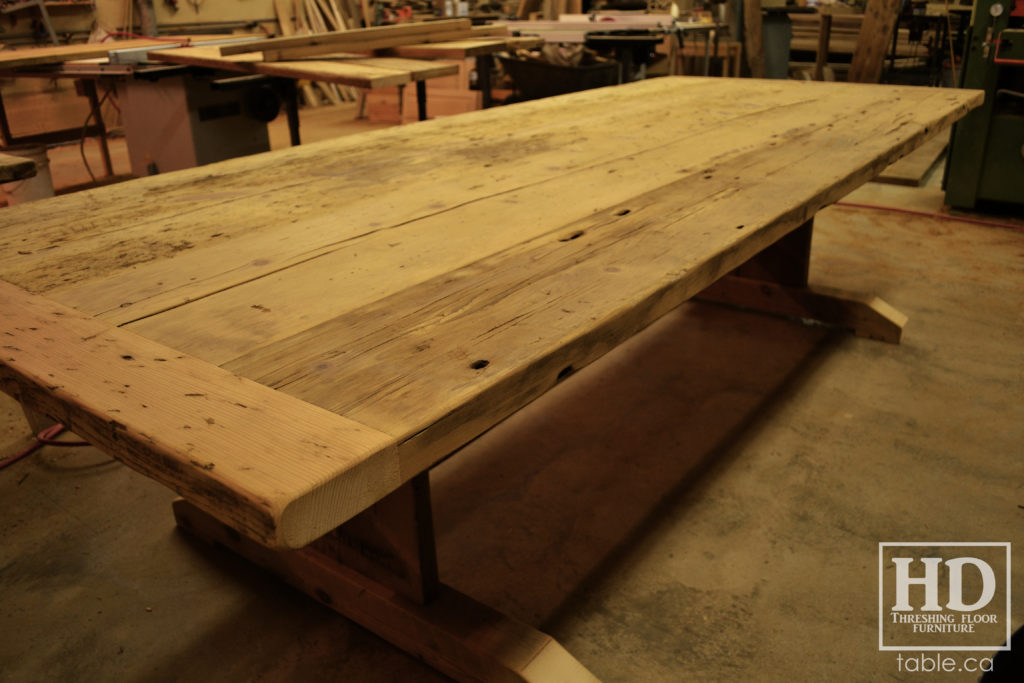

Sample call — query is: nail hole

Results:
[557,365,574,381]
[559,231,584,242]
[615,209,630,216]
[314,589,333,605]
[470,359,490,370]
[121,355,133,360]
[736,225,745,230]
[704,174,713,180]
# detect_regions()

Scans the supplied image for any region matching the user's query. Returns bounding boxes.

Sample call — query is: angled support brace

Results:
[698,218,907,343]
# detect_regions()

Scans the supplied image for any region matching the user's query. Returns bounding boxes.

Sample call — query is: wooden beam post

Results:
[814,14,833,81]
[312,472,439,604]
[743,0,765,78]
[698,218,907,343]
[21,405,56,436]
[734,218,814,287]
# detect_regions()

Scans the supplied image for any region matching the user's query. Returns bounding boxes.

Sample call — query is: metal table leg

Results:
[81,79,113,177]
[416,80,427,121]
[284,79,301,145]
[475,55,493,109]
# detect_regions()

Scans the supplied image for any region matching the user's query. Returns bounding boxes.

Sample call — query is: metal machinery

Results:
[119,70,286,177]
[945,0,1024,209]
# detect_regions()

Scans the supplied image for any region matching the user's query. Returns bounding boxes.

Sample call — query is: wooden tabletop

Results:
[0,78,981,548]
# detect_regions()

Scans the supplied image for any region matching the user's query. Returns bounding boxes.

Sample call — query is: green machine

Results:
[945,0,1024,209]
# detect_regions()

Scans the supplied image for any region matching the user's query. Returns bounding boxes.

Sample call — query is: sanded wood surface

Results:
[149,46,457,89]
[0,281,398,548]
[876,132,948,186]
[0,78,981,547]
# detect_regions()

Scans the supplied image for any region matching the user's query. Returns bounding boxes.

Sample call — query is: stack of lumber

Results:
[272,0,375,105]
[500,12,675,43]
[789,13,930,59]
[149,20,542,118]
[0,36,235,70]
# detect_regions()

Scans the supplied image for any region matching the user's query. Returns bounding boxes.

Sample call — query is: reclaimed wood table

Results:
[0,77,980,681]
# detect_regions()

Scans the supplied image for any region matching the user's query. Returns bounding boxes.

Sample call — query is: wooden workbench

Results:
[0,77,980,681]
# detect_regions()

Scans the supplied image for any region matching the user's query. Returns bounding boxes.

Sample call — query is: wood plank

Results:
[876,132,948,186]
[219,18,471,56]
[39,80,828,335]
[149,46,413,89]
[352,57,460,80]
[848,0,902,82]
[0,280,399,549]
[0,36,233,69]
[743,0,765,78]
[389,37,543,59]
[274,0,296,36]
[211,83,976,477]
[262,26,512,61]
[0,79,731,309]
[0,81,978,343]
[517,0,542,19]
[0,152,36,182]
[814,14,832,81]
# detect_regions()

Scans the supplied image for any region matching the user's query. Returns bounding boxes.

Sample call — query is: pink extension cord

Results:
[834,201,1024,232]
[0,424,91,470]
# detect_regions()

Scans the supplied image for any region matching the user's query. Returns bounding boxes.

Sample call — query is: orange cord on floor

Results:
[0,424,91,470]
[834,201,1024,233]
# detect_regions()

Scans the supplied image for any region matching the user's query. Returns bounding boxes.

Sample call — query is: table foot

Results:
[172,498,597,683]
[697,275,907,344]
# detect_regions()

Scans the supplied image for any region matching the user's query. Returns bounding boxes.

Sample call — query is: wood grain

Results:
[0,281,399,549]
[0,78,982,549]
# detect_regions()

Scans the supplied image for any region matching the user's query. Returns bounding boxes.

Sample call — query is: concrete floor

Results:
[1,97,1023,681]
